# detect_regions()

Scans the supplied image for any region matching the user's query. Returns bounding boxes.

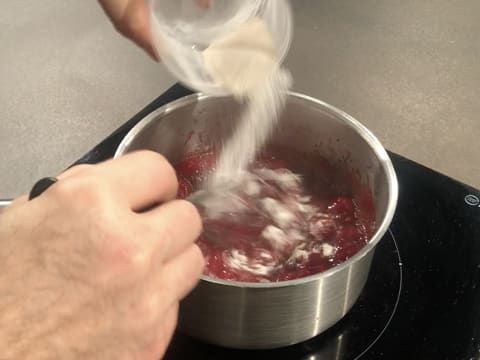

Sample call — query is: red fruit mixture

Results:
[175,148,376,282]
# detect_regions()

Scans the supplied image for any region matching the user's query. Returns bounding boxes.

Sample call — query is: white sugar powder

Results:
[201,17,295,277]
[203,17,291,189]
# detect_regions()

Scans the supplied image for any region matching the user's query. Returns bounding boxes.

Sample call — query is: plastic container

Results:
[149,0,292,95]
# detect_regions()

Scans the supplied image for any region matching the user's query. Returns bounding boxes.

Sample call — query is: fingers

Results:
[195,0,211,9]
[98,0,159,61]
[121,0,158,60]
[40,151,175,212]
[140,199,202,263]
[146,303,178,360]
[55,152,175,211]
[93,151,178,211]
[158,244,205,303]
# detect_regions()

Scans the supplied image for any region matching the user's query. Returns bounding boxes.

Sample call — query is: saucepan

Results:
[113,92,399,349]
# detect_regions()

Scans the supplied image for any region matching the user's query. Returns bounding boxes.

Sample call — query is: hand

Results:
[98,0,211,61]
[0,151,204,360]
[98,0,159,61]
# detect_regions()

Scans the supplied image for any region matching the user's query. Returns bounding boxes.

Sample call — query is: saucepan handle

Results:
[0,199,12,213]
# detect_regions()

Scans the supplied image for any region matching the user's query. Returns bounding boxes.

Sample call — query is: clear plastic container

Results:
[149,0,292,95]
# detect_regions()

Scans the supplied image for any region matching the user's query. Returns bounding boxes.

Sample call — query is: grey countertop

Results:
[1,0,479,199]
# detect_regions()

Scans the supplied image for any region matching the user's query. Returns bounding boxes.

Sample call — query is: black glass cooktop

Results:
[74,84,480,359]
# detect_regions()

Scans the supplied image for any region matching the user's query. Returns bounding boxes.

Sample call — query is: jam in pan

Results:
[175,148,375,282]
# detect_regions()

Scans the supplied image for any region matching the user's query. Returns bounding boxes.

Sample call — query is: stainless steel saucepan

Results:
[113,92,398,349]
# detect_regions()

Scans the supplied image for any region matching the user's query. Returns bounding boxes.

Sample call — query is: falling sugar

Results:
[203,17,292,189]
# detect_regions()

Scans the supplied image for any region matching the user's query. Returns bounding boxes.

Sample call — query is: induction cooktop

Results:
[74,84,480,360]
